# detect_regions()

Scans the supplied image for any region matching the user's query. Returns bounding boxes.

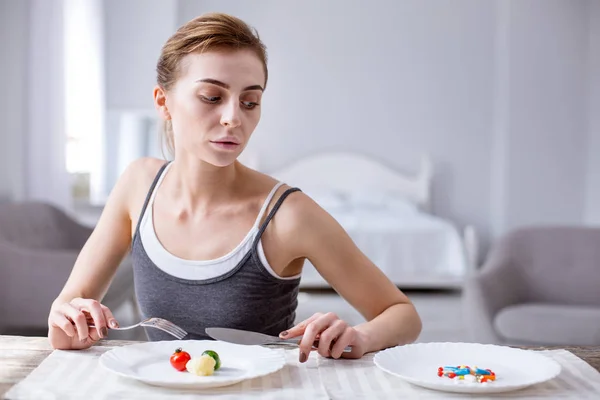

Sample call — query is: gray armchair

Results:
[463,226,600,346]
[0,202,139,338]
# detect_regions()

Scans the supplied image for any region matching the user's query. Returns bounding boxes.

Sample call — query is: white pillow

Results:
[301,187,348,211]
[347,191,418,214]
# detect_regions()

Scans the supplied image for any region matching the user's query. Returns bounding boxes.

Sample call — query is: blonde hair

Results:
[156,13,268,157]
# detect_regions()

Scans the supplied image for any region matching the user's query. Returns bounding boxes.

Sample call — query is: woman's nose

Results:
[220,101,241,128]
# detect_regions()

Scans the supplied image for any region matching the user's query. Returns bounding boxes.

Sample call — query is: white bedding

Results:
[300,190,468,288]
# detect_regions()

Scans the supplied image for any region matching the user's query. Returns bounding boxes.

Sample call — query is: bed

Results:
[267,151,478,290]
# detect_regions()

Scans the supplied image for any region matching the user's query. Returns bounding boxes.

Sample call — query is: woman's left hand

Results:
[279,312,368,363]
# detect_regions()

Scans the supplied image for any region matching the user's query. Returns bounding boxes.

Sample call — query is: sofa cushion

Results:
[0,202,88,249]
[494,303,600,346]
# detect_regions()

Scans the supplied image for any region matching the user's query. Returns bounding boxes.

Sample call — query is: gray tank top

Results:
[131,162,302,341]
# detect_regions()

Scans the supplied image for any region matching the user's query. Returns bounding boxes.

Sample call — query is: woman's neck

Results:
[167,157,245,214]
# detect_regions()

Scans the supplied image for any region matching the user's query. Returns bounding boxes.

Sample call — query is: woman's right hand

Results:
[48,298,119,350]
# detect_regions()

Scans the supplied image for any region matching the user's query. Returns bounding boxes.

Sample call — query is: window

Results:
[64,0,106,204]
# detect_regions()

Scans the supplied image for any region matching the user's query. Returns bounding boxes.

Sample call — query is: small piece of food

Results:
[201,350,221,370]
[170,348,191,372]
[186,355,217,376]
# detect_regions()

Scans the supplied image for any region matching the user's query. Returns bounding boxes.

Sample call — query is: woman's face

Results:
[158,49,265,167]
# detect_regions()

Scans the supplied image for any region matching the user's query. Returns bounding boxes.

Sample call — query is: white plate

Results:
[374,342,562,394]
[99,340,286,389]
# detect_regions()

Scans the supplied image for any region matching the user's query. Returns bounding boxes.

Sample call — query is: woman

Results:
[48,12,422,362]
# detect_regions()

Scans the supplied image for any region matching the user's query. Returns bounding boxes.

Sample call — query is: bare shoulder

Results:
[113,157,168,218]
[273,186,320,222]
[121,157,167,186]
[239,166,328,229]
[248,164,323,224]
[238,167,332,242]
[267,185,333,252]
[86,157,167,244]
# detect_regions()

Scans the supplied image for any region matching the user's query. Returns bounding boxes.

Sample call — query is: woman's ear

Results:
[153,85,171,120]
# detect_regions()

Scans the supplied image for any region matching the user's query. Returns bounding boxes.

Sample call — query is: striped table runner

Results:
[5,348,600,399]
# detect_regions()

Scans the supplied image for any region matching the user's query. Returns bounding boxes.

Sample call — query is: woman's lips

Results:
[210,141,240,151]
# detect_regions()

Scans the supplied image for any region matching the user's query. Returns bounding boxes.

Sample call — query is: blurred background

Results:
[0,0,598,346]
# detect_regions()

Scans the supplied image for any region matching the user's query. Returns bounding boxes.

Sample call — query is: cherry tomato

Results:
[170,347,191,371]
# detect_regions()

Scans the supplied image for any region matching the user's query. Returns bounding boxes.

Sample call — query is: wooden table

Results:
[1,335,600,398]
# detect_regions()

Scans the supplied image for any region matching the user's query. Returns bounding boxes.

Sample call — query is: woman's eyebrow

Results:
[196,78,264,92]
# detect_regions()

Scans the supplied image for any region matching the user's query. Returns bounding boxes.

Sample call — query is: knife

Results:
[205,327,353,353]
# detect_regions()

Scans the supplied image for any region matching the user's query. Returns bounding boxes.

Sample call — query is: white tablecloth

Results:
[4,347,600,399]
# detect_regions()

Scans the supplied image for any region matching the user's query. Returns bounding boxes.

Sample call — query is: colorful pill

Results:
[454,368,471,376]
[437,365,497,383]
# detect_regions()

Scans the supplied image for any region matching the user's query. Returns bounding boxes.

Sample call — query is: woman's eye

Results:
[241,101,259,110]
[201,96,221,104]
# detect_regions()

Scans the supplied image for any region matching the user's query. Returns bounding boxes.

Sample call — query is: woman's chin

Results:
[203,153,239,168]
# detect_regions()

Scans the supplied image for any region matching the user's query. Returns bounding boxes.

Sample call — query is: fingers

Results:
[317,319,348,358]
[101,305,119,329]
[298,312,339,361]
[60,303,90,342]
[48,298,116,350]
[280,312,323,339]
[87,325,101,342]
[330,326,355,359]
[282,312,359,363]
[54,298,116,343]
[71,298,108,338]
[49,309,76,338]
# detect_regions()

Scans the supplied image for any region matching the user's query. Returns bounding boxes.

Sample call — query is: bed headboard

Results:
[268,151,433,211]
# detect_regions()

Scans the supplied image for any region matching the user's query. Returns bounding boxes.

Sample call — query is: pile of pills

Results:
[437,365,496,383]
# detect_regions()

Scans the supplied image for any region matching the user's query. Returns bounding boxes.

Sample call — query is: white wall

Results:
[102,0,177,197]
[585,0,600,225]
[0,0,29,201]
[104,0,177,110]
[501,0,590,230]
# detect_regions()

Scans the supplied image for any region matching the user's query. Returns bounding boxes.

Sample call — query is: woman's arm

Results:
[276,192,422,359]
[48,158,163,349]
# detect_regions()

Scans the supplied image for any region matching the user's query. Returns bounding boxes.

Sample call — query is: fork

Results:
[90,317,188,339]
